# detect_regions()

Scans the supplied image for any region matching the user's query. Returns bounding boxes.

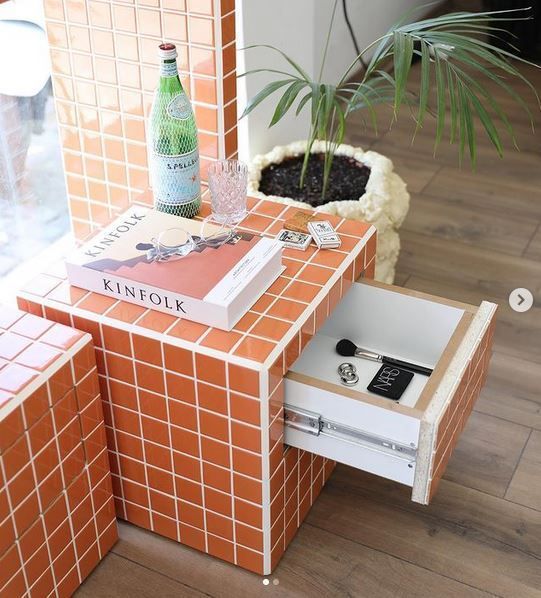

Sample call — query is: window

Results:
[0,4,69,294]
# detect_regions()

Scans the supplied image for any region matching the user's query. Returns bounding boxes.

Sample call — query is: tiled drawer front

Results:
[426,311,496,502]
[0,307,117,597]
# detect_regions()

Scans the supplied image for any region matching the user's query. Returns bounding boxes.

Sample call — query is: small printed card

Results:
[284,211,321,234]
[308,220,341,249]
[308,221,335,237]
[275,229,312,251]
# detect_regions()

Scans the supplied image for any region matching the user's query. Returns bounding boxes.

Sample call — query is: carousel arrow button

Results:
[509,288,533,313]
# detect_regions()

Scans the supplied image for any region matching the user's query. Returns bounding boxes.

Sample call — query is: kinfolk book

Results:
[65,207,283,331]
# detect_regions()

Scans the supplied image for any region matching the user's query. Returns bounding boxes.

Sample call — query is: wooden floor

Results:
[75,64,541,597]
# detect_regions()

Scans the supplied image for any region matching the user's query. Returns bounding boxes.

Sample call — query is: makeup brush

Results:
[336,339,433,376]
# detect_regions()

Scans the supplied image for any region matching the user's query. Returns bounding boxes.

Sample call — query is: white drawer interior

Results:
[283,280,493,497]
[291,281,466,408]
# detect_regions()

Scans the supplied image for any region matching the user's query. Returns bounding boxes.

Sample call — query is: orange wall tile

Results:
[44,0,238,238]
[0,307,117,596]
[17,205,376,574]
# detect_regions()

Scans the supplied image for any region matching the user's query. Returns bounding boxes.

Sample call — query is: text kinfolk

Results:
[102,278,187,314]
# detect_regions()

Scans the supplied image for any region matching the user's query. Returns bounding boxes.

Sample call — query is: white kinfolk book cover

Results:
[66,207,283,331]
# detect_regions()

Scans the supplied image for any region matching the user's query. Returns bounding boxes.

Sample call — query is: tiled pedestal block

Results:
[18,199,376,575]
[0,307,117,597]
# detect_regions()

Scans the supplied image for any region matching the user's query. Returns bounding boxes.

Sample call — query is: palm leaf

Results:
[393,31,414,115]
[415,39,431,134]
[269,80,307,127]
[467,86,503,156]
[460,82,476,165]
[434,49,446,149]
[241,44,311,82]
[242,5,540,198]
[240,78,296,119]
[447,62,459,144]
[237,68,296,79]
[444,45,535,125]
[296,91,313,116]
[449,60,517,146]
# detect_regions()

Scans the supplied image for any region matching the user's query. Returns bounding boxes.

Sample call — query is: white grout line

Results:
[14,224,374,390]
[213,0,226,160]
[128,332,154,533]
[0,456,31,595]
[223,354,237,564]
[103,424,263,480]
[94,367,261,424]
[106,456,264,520]
[261,225,376,370]
[96,318,127,519]
[191,349,208,551]
[160,339,182,543]
[258,367,272,574]
[0,333,92,426]
[16,292,267,372]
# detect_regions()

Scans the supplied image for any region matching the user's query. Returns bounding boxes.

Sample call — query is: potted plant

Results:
[241,4,538,282]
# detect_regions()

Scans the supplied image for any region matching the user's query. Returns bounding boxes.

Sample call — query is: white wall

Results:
[237,0,444,160]
[236,0,315,162]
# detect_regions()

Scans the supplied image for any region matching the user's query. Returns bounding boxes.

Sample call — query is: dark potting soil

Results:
[258,154,371,207]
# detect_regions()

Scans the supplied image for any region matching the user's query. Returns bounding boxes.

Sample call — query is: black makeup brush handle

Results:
[381,356,433,377]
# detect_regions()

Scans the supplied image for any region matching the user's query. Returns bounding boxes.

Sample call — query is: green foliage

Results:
[240,3,539,199]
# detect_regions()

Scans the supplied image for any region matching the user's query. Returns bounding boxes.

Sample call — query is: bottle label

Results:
[151,149,200,205]
[167,94,191,120]
[160,62,178,77]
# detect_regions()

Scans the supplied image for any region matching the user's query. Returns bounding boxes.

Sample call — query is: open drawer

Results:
[284,280,497,504]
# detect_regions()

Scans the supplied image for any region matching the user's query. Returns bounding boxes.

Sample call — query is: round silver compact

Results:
[337,362,355,376]
[337,362,359,386]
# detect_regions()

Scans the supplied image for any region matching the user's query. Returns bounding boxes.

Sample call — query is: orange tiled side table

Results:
[17,198,376,575]
[0,307,117,597]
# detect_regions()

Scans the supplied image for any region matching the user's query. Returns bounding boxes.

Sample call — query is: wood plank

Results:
[377,151,442,195]
[442,411,531,498]
[506,430,541,512]
[525,225,541,261]
[391,154,442,195]
[396,231,541,362]
[284,524,490,598]
[421,166,541,220]
[307,466,541,598]
[401,274,541,364]
[329,464,541,557]
[402,193,538,256]
[75,552,206,597]
[393,270,410,286]
[370,125,541,182]
[112,522,261,597]
[476,351,541,431]
[112,521,490,598]
[397,231,541,300]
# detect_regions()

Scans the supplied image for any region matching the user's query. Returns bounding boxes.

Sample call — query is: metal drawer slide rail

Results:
[284,405,417,462]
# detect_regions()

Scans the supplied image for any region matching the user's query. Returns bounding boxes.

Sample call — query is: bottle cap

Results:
[158,43,177,60]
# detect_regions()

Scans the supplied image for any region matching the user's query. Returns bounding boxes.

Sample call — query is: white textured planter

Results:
[248,141,410,284]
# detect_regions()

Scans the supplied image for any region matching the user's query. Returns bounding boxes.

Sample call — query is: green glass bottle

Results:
[149,43,201,218]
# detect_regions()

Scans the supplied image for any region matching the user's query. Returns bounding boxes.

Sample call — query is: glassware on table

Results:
[147,219,237,262]
[207,159,248,224]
